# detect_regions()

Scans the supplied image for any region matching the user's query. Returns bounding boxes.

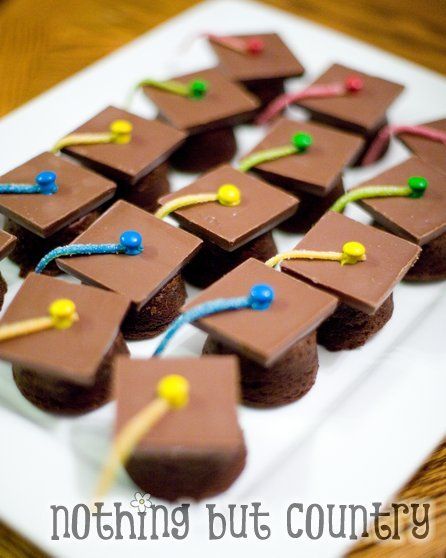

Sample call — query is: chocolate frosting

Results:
[115,355,243,453]
[244,118,364,196]
[282,212,420,314]
[398,118,446,173]
[63,106,186,184]
[158,164,298,251]
[143,68,259,134]
[57,200,202,309]
[209,33,304,82]
[296,63,404,134]
[0,229,16,260]
[0,273,129,384]
[0,152,115,238]
[183,258,337,367]
[357,156,446,245]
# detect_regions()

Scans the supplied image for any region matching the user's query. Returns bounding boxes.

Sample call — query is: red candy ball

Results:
[345,75,364,92]
[247,38,264,54]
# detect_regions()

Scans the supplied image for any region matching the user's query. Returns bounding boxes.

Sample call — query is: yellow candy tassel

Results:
[94,374,189,502]
[51,120,133,153]
[155,184,241,219]
[265,242,366,268]
[0,299,78,342]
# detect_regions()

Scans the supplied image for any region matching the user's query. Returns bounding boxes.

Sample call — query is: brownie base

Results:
[12,334,129,415]
[183,231,277,289]
[121,273,187,340]
[0,273,7,312]
[117,161,170,213]
[203,332,319,407]
[169,126,237,173]
[372,223,445,282]
[5,211,101,278]
[125,443,246,502]
[317,294,394,351]
[404,231,446,282]
[243,78,285,116]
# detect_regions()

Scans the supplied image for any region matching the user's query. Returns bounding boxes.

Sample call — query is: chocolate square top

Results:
[0,152,115,238]
[295,64,404,135]
[0,273,129,384]
[243,118,364,196]
[0,230,17,260]
[183,258,337,367]
[57,200,202,310]
[158,164,298,251]
[62,106,186,185]
[143,68,259,134]
[281,212,420,314]
[209,33,304,83]
[115,355,243,453]
[398,118,446,173]
[356,156,446,245]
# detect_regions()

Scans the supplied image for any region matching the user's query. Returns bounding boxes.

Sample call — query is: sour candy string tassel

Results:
[0,299,78,342]
[51,120,133,153]
[34,230,143,274]
[256,75,364,125]
[155,184,241,219]
[265,241,367,268]
[238,132,312,172]
[153,284,275,357]
[330,176,428,213]
[362,125,446,165]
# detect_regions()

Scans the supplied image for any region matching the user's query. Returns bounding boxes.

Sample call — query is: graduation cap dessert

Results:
[290,63,404,166]
[157,164,298,288]
[99,355,246,501]
[281,211,420,351]
[0,273,129,414]
[349,156,446,282]
[238,118,364,232]
[182,258,338,407]
[53,200,202,340]
[208,33,305,112]
[0,230,16,309]
[0,152,115,277]
[57,106,186,213]
[140,68,259,173]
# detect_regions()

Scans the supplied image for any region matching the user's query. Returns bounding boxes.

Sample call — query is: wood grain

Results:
[0,0,445,556]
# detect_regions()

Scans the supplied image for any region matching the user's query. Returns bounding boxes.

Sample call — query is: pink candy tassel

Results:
[362,125,446,165]
[256,75,363,125]
[207,34,264,54]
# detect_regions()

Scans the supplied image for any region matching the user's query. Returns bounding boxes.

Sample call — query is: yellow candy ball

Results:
[49,299,77,329]
[110,120,133,144]
[157,374,189,409]
[217,184,241,207]
[110,119,133,135]
[342,241,366,259]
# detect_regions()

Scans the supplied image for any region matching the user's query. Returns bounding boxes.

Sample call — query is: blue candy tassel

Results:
[35,230,143,273]
[153,284,274,356]
[0,171,58,195]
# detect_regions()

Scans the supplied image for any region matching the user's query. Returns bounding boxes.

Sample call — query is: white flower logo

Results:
[130,492,152,513]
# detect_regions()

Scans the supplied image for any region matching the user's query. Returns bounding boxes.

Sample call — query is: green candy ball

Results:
[189,79,208,98]
[292,132,313,152]
[408,176,428,198]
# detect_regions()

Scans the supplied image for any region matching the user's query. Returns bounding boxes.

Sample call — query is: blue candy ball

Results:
[36,170,57,194]
[120,230,143,254]
[249,283,274,310]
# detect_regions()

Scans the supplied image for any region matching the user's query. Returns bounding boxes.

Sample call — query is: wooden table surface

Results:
[0,0,445,556]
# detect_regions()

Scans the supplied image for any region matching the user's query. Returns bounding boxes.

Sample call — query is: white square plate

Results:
[0,1,444,556]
